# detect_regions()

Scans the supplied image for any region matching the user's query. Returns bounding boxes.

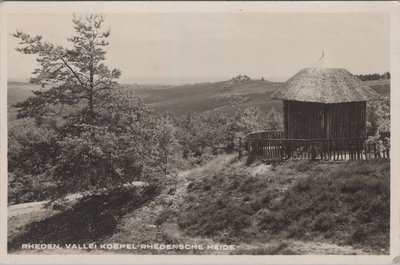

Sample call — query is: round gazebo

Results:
[246,67,385,160]
[273,68,381,139]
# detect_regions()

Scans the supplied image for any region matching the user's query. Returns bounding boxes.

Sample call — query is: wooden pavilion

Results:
[246,68,388,160]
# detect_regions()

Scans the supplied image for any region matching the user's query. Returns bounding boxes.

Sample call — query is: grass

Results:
[177,158,390,253]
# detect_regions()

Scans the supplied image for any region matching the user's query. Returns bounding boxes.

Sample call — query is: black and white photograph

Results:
[1,1,399,263]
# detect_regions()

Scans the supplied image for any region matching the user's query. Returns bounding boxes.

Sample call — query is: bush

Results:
[291,147,306,160]
[367,97,390,134]
[293,176,312,192]
[155,209,176,226]
[364,135,390,159]
[258,210,287,232]
[291,146,321,161]
[311,213,335,232]
[307,145,321,160]
[351,226,368,243]
[286,221,307,239]
[8,172,59,205]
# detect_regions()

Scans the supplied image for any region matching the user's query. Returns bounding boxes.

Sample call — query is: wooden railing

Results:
[245,130,284,140]
[245,131,390,161]
[367,131,390,138]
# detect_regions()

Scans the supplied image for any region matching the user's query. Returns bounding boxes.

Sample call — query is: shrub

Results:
[291,147,306,160]
[351,226,368,243]
[257,210,287,232]
[155,209,176,226]
[8,172,59,205]
[293,177,312,192]
[307,144,321,160]
[291,145,321,161]
[364,135,390,159]
[286,221,307,239]
[367,97,390,134]
[311,213,335,232]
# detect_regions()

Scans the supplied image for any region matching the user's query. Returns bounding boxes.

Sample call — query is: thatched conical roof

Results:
[272,68,382,103]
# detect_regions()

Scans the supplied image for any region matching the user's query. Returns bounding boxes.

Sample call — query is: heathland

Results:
[7,78,389,120]
[7,77,390,255]
[8,15,391,256]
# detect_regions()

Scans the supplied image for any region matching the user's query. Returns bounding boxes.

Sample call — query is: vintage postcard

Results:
[0,1,399,264]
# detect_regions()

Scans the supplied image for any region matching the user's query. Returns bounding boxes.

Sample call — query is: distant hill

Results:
[7,78,391,121]
[363,79,390,97]
[7,81,41,106]
[129,79,283,116]
[129,78,391,116]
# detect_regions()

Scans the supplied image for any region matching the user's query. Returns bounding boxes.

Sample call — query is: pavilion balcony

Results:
[245,130,390,161]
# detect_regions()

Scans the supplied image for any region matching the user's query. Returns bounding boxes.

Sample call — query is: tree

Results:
[10,15,163,198]
[177,111,230,160]
[367,97,390,135]
[156,116,183,176]
[227,107,268,155]
[13,14,120,125]
[266,107,282,130]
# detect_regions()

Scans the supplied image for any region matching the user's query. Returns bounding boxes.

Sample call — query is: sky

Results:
[8,12,390,84]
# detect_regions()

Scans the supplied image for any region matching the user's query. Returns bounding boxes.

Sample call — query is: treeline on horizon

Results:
[355,72,390,81]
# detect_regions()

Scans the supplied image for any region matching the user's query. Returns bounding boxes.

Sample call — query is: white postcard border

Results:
[0,1,399,264]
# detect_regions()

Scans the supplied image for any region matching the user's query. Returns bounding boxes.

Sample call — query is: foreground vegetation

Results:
[8,156,389,254]
[177,158,390,254]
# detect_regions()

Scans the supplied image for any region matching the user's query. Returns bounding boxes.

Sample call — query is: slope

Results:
[7,78,391,121]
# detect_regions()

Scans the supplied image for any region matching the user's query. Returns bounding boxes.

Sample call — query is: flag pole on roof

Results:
[319,50,324,61]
